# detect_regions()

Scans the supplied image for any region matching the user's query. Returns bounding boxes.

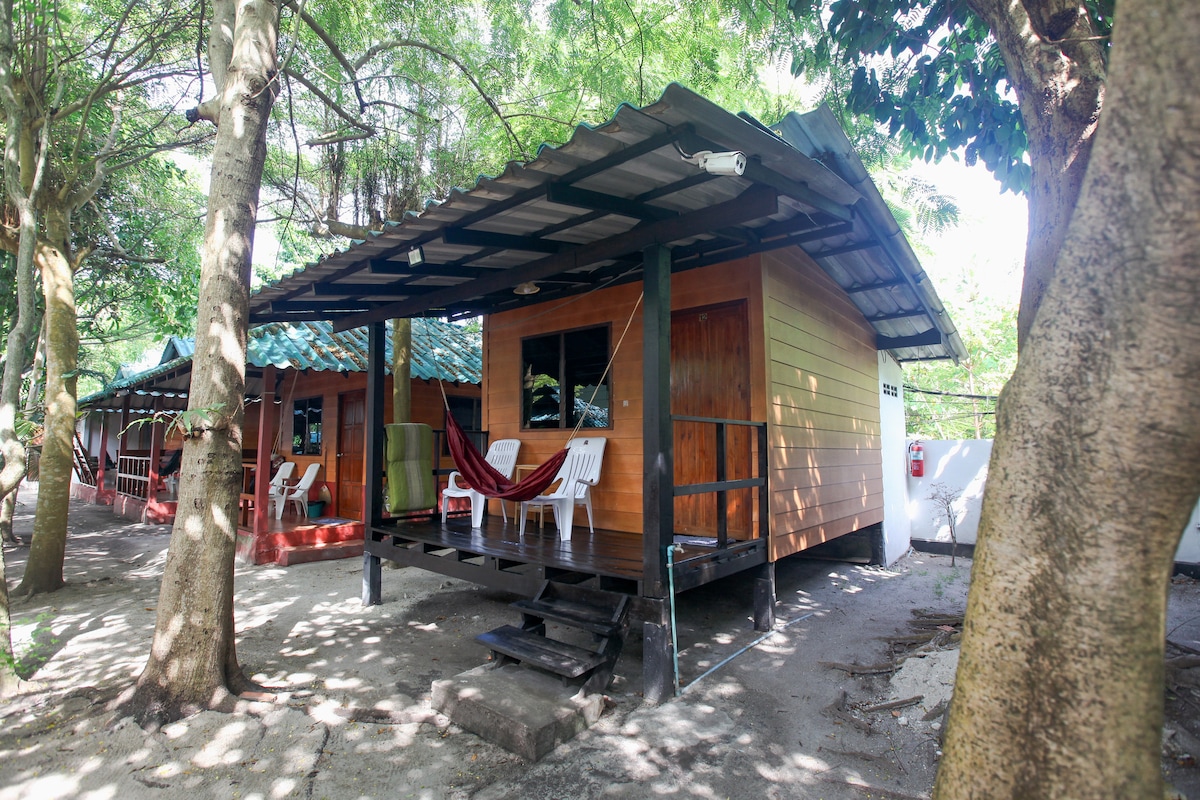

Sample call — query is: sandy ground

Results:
[0,482,1198,800]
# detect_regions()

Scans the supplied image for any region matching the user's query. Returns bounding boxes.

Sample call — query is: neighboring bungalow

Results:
[241,84,965,698]
[75,318,481,564]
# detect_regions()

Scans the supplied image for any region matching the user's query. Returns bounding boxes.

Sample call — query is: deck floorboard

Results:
[369,511,766,588]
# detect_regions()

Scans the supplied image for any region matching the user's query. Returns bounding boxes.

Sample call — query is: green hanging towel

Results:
[385,423,436,513]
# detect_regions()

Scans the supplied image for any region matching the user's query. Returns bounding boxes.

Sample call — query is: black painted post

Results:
[642,243,675,703]
[753,561,776,632]
[362,320,386,606]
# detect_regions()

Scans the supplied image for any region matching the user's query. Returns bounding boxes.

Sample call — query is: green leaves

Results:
[789,0,1093,196]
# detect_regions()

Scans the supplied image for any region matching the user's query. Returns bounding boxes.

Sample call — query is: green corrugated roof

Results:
[80,319,480,407]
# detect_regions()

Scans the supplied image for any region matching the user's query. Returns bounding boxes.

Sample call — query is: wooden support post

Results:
[363,549,382,606]
[753,561,776,632]
[642,620,675,704]
[362,321,386,606]
[95,411,110,493]
[146,397,165,519]
[117,394,131,467]
[642,243,675,702]
[253,365,276,533]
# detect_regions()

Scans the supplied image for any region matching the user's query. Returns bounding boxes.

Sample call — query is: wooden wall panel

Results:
[763,247,883,560]
[483,258,764,534]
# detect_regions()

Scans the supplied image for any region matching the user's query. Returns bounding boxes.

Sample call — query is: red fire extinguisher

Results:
[909,441,925,477]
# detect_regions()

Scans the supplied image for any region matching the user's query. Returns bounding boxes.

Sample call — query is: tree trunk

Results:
[123,0,278,727]
[934,2,1200,796]
[0,488,18,546]
[392,318,411,423]
[15,218,77,598]
[965,0,1106,346]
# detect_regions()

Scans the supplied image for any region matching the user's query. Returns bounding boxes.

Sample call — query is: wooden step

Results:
[511,598,623,636]
[275,539,364,566]
[476,625,606,679]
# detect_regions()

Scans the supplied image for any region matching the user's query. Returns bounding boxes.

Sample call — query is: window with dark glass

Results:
[522,326,611,429]
[292,397,323,455]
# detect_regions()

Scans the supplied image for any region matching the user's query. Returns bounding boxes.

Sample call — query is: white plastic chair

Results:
[442,439,521,528]
[277,462,321,519]
[519,436,606,541]
[264,461,296,519]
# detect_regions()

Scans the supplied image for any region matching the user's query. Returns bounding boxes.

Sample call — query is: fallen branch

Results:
[822,690,875,733]
[922,698,950,722]
[859,695,924,713]
[1166,655,1200,670]
[907,616,964,628]
[883,632,938,645]
[820,660,899,675]
[1168,638,1200,656]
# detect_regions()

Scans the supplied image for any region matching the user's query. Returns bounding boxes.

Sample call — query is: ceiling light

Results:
[408,246,425,267]
[513,282,540,295]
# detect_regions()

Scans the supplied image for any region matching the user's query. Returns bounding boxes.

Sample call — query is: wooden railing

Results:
[670,415,768,555]
[116,455,152,500]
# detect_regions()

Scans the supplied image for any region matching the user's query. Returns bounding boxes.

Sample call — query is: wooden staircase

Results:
[476,581,630,695]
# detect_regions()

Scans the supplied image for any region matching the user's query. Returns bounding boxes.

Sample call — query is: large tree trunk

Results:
[122,0,278,726]
[965,0,1106,346]
[934,1,1200,797]
[15,215,77,598]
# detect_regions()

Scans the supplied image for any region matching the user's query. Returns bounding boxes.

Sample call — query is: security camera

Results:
[690,150,747,177]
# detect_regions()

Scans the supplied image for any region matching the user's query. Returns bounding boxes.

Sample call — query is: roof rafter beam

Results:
[810,240,881,259]
[442,227,566,253]
[271,299,383,312]
[741,160,853,222]
[678,130,854,222]
[877,329,945,351]
[312,282,442,297]
[846,277,908,294]
[545,183,676,221]
[251,123,697,312]
[368,259,486,280]
[335,184,779,330]
[868,310,931,323]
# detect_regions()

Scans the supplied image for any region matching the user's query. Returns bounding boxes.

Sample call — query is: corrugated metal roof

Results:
[247,84,964,364]
[80,319,480,411]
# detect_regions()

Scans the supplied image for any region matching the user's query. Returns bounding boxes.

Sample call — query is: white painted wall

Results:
[906,439,991,547]
[908,439,1200,566]
[878,353,911,565]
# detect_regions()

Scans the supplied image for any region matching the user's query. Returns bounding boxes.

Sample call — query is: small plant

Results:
[928,482,962,566]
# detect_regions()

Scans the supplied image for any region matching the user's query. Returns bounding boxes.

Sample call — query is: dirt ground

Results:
[1,483,1198,800]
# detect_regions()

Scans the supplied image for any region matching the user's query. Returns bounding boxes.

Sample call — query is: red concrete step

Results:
[261,522,364,549]
[274,539,365,566]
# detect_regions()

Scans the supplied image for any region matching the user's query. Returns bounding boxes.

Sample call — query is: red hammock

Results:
[445,413,568,502]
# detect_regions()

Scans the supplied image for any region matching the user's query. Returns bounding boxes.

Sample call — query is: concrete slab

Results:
[431,664,606,761]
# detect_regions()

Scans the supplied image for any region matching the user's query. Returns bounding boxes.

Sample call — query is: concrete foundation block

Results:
[431,664,605,761]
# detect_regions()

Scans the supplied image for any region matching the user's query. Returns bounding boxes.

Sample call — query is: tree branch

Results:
[281,67,374,140]
[353,38,525,156]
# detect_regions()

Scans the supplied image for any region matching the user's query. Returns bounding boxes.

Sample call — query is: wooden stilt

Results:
[754,561,776,632]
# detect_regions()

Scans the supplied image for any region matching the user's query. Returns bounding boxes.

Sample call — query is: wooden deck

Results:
[366,510,768,606]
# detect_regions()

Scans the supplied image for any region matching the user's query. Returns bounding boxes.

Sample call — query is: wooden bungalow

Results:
[244,84,965,699]
[75,319,481,564]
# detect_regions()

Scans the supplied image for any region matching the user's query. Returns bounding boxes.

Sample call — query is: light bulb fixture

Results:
[408,246,425,267]
[513,281,540,295]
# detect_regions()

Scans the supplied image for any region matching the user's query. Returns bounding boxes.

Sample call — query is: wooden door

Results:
[338,391,365,520]
[671,301,752,537]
